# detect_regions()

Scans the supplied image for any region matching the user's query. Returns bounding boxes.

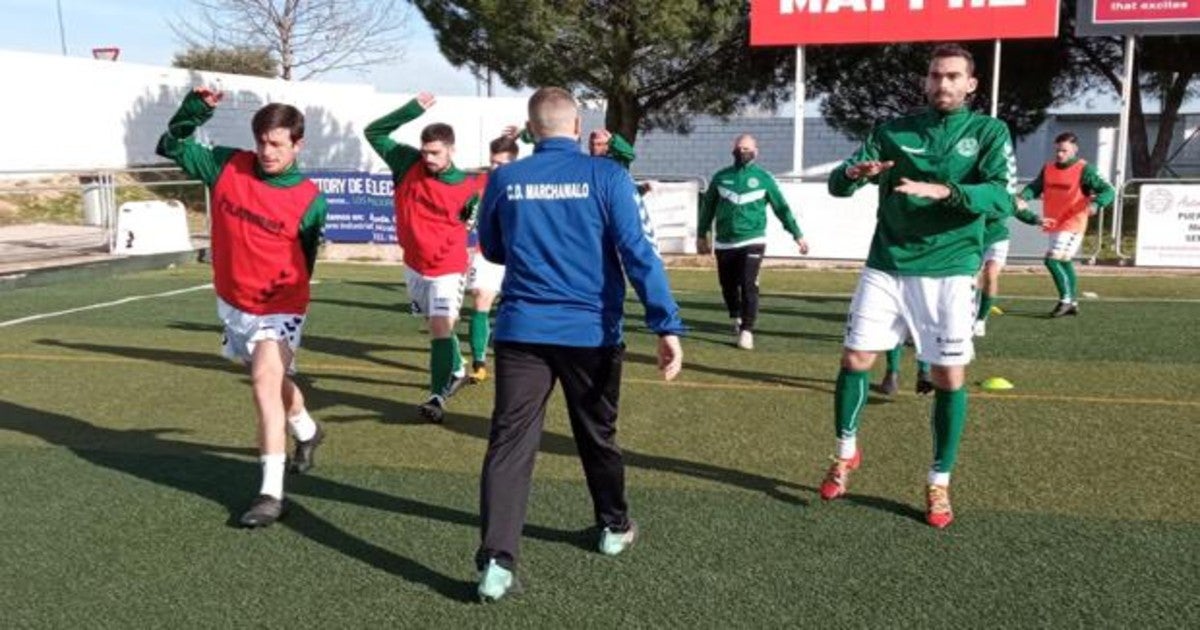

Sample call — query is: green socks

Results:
[834,368,870,439]
[977,292,996,321]
[430,337,465,396]
[1062,260,1077,303]
[1045,258,1071,302]
[931,387,968,473]
[885,346,902,374]
[469,310,490,363]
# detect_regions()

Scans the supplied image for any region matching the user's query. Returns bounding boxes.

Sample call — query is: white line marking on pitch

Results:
[0,284,213,328]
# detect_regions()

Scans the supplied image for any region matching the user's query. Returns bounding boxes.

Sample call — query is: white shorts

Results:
[1047,231,1083,260]
[217,298,304,374]
[405,268,465,319]
[466,251,505,294]
[982,239,1010,268]
[843,268,975,367]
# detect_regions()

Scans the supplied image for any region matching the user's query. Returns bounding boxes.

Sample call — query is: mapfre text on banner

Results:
[750,0,1060,45]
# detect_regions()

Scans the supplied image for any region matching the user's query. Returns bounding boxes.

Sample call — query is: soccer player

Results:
[821,44,1015,528]
[364,92,485,423]
[878,344,932,396]
[697,134,809,350]
[156,86,327,528]
[973,198,1042,336]
[1017,131,1115,317]
[464,135,520,382]
[473,87,684,602]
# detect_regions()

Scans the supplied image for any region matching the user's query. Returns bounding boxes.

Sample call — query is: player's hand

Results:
[657,335,683,381]
[193,86,224,108]
[895,178,951,200]
[1015,197,1030,211]
[416,91,436,110]
[1041,217,1058,229]
[502,125,521,139]
[591,128,612,144]
[1088,204,1099,216]
[846,161,894,180]
[695,236,712,255]
[795,237,810,256]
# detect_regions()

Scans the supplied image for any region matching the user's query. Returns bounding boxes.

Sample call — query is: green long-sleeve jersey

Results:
[363,99,469,185]
[1018,157,1115,207]
[829,107,1015,277]
[984,201,1041,247]
[698,162,803,247]
[154,91,327,274]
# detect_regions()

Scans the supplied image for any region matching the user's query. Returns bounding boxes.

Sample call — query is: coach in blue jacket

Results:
[473,86,685,602]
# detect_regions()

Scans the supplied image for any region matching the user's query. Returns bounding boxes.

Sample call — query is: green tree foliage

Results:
[807,2,1197,177]
[413,0,795,143]
[171,46,278,78]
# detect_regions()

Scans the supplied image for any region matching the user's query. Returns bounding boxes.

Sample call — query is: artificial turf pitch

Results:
[0,263,1196,627]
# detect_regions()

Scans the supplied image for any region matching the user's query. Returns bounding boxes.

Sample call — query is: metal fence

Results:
[0,167,208,264]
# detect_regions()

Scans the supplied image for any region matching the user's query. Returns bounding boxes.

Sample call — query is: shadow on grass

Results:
[0,399,602,602]
[35,339,432,426]
[623,350,839,397]
[164,322,429,374]
[439,409,810,507]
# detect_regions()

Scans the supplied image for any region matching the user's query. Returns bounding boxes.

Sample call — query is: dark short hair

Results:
[1054,132,1079,144]
[421,123,455,146]
[930,43,975,76]
[489,135,519,157]
[251,103,305,143]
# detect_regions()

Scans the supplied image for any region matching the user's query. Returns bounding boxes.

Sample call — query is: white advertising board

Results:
[1136,184,1200,267]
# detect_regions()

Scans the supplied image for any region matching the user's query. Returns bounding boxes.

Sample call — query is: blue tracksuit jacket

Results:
[477,137,685,347]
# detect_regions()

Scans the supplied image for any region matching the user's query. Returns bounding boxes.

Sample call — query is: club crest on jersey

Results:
[955,138,979,157]
[747,177,760,188]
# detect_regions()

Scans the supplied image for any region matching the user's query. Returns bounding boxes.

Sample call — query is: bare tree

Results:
[175,0,409,80]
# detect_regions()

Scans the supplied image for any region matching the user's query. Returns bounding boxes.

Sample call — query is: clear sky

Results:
[0,0,528,96]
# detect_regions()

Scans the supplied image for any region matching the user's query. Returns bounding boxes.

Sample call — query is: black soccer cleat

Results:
[239,494,286,528]
[1049,302,1079,318]
[915,372,934,395]
[879,371,900,396]
[418,396,446,424]
[288,424,325,475]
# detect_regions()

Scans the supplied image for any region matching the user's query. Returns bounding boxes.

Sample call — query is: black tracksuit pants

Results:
[476,341,631,571]
[715,243,766,331]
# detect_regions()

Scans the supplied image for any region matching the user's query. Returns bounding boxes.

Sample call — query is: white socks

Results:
[259,453,286,499]
[928,470,950,487]
[287,409,317,442]
[836,437,857,460]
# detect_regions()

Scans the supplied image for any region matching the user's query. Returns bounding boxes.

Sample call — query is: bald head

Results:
[732,134,758,166]
[527,87,580,140]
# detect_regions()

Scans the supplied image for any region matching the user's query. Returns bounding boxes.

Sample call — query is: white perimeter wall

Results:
[0,50,529,173]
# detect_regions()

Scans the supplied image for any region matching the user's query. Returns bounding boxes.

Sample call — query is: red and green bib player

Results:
[365,92,487,423]
[156,86,328,528]
[1016,131,1115,317]
[824,44,1016,528]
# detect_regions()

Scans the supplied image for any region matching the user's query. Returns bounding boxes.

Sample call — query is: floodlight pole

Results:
[793,45,806,178]
[1112,35,1136,242]
[56,0,67,56]
[989,39,1001,117]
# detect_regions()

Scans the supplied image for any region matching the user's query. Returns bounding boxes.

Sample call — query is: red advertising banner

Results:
[1093,0,1200,23]
[750,0,1060,46]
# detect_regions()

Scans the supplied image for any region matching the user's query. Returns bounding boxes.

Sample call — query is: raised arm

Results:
[154,87,238,187]
[363,92,434,176]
